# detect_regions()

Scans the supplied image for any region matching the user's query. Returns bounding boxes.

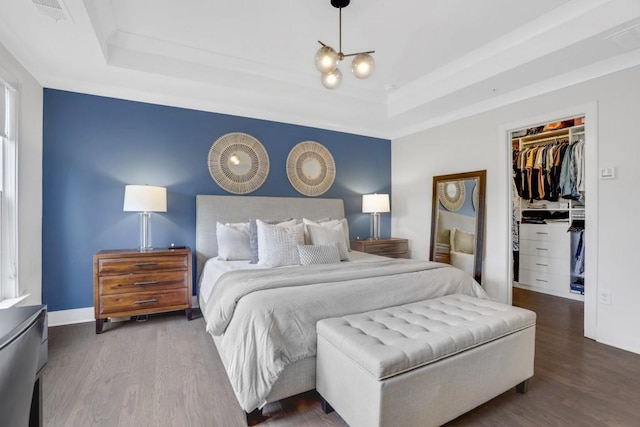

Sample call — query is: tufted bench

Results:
[316,294,536,427]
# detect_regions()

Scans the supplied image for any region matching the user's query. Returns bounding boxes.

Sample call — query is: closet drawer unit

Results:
[519,269,570,293]
[519,239,570,259]
[520,223,569,242]
[519,254,568,275]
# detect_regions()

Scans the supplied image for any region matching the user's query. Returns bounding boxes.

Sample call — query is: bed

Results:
[196,195,487,416]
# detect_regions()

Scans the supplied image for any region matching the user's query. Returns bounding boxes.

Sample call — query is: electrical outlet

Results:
[599,289,611,305]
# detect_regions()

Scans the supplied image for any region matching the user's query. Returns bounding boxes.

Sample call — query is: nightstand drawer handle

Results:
[134,280,159,286]
[134,298,158,305]
[535,263,548,267]
[133,262,158,267]
[535,279,548,283]
[535,232,549,235]
[535,248,548,251]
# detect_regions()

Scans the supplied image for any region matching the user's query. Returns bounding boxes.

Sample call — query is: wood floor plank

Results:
[43,289,640,426]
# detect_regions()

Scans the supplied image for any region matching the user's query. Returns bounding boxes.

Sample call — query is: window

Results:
[0,80,18,302]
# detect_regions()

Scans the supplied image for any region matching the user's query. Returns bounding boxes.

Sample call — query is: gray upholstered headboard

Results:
[195,195,345,279]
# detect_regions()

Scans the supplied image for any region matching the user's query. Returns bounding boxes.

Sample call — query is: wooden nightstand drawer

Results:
[99,271,188,295]
[369,241,408,256]
[97,255,187,275]
[100,289,189,316]
[351,238,409,259]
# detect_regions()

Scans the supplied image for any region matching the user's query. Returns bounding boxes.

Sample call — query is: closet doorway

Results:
[503,103,598,340]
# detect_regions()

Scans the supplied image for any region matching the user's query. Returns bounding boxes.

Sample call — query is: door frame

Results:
[498,102,598,339]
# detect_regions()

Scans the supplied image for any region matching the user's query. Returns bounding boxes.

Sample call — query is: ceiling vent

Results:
[31,0,72,22]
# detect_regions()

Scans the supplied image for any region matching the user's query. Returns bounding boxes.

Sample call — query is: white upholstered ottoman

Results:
[316,294,536,427]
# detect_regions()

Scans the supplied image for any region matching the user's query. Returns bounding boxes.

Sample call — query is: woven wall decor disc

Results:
[286,141,335,197]
[438,180,466,211]
[208,132,269,194]
[472,181,478,212]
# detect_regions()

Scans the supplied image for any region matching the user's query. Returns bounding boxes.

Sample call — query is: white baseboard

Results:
[48,307,94,327]
[47,296,199,327]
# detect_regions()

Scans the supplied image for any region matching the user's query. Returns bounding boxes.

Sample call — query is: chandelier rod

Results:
[339,7,342,55]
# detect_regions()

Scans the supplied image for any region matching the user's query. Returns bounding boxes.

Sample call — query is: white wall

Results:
[0,42,43,305]
[392,65,640,355]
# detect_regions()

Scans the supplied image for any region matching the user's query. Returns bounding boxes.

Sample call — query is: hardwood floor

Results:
[43,289,640,426]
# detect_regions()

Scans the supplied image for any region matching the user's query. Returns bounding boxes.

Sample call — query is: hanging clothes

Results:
[574,231,585,276]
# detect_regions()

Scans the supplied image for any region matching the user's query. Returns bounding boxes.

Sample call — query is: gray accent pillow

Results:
[297,243,341,265]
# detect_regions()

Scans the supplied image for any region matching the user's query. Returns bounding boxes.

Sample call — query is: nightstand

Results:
[93,248,192,334]
[434,243,451,264]
[350,238,409,259]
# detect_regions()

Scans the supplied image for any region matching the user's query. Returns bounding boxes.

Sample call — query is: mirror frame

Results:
[429,170,486,283]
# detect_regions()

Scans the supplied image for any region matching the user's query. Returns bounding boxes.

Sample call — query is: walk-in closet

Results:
[511,117,586,302]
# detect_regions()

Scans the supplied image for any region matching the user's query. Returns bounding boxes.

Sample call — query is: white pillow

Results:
[297,243,341,265]
[256,220,304,267]
[216,222,251,260]
[249,218,296,263]
[306,223,350,261]
[302,218,351,251]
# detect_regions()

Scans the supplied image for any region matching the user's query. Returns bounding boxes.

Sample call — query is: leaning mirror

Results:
[430,170,486,283]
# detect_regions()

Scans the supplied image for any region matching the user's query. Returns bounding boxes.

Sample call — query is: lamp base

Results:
[139,212,154,251]
[370,212,381,240]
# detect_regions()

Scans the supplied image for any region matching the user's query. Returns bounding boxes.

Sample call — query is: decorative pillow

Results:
[451,227,475,254]
[249,218,296,263]
[216,222,252,260]
[297,243,341,265]
[256,220,304,267]
[436,228,451,245]
[303,218,351,251]
[306,223,350,261]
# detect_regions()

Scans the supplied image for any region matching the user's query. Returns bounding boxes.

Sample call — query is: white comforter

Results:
[202,258,487,412]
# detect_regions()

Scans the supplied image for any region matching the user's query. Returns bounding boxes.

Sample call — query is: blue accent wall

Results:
[42,89,391,311]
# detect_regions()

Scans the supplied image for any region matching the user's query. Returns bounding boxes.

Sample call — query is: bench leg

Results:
[516,379,529,394]
[246,408,264,425]
[320,396,334,414]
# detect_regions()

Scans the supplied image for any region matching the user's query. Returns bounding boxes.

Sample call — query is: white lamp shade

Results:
[362,193,390,213]
[123,185,167,212]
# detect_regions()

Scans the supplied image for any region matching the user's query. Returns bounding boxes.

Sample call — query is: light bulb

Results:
[315,46,339,73]
[321,68,343,89]
[352,53,374,79]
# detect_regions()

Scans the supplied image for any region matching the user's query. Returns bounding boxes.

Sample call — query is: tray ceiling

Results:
[1,0,640,138]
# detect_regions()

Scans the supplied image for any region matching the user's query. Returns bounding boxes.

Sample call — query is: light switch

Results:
[600,167,616,179]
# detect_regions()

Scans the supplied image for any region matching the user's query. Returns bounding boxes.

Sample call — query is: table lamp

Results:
[123,185,167,251]
[362,193,390,240]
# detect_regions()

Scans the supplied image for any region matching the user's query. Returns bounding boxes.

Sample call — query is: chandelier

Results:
[315,0,375,89]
